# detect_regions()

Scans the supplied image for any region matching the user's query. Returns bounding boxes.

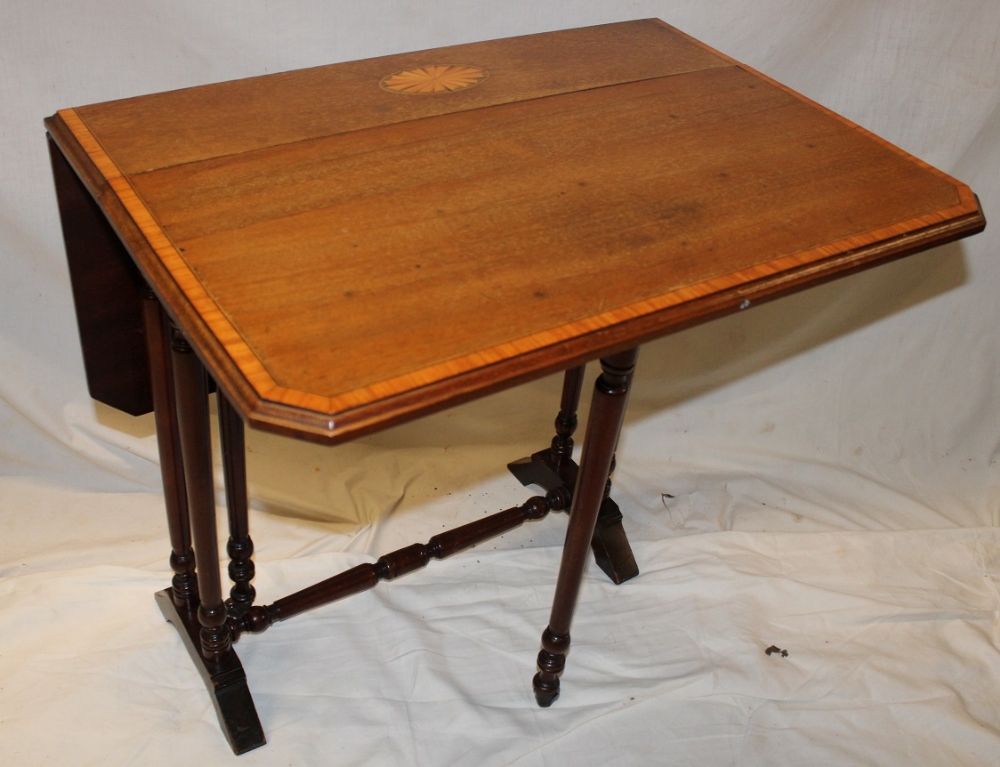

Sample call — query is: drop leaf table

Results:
[46,19,984,753]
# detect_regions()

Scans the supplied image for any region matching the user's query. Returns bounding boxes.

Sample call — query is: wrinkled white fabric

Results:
[2,1,999,764]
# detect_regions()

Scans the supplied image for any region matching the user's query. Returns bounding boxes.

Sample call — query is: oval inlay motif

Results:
[380,65,489,95]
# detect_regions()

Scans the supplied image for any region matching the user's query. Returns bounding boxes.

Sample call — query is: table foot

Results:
[532,635,566,706]
[532,677,560,707]
[156,589,266,755]
[507,449,573,491]
[507,449,638,584]
[590,496,639,585]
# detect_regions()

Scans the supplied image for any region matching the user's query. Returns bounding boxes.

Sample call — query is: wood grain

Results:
[73,20,727,173]
[129,67,969,397]
[48,19,985,443]
[48,135,152,415]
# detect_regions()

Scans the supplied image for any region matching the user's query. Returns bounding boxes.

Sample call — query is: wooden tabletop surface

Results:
[46,19,985,442]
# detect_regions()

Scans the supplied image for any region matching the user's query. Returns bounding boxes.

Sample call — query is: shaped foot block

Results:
[508,451,639,584]
[155,589,266,754]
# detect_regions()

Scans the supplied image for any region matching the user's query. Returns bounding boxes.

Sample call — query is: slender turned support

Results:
[534,347,639,707]
[230,488,569,640]
[508,366,584,490]
[141,291,198,609]
[156,328,264,755]
[217,393,256,617]
[508,364,639,584]
[551,365,585,473]
[170,329,232,664]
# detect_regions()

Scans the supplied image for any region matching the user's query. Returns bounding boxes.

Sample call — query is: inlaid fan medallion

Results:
[380,65,489,94]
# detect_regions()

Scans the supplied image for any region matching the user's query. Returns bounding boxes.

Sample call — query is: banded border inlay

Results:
[56,108,282,404]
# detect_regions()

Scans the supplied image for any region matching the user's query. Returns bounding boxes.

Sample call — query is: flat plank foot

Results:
[507,449,573,491]
[155,589,266,755]
[508,449,639,584]
[591,497,639,585]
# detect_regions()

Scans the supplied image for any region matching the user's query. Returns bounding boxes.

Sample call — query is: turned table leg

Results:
[170,330,231,664]
[533,347,639,707]
[551,364,585,474]
[141,291,198,609]
[508,365,585,491]
[166,327,265,754]
[217,393,256,617]
[509,364,639,584]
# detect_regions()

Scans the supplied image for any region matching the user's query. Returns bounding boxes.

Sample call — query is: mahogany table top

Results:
[46,19,985,442]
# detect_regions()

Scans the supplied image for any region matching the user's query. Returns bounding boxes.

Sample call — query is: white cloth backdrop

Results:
[2,1,999,764]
